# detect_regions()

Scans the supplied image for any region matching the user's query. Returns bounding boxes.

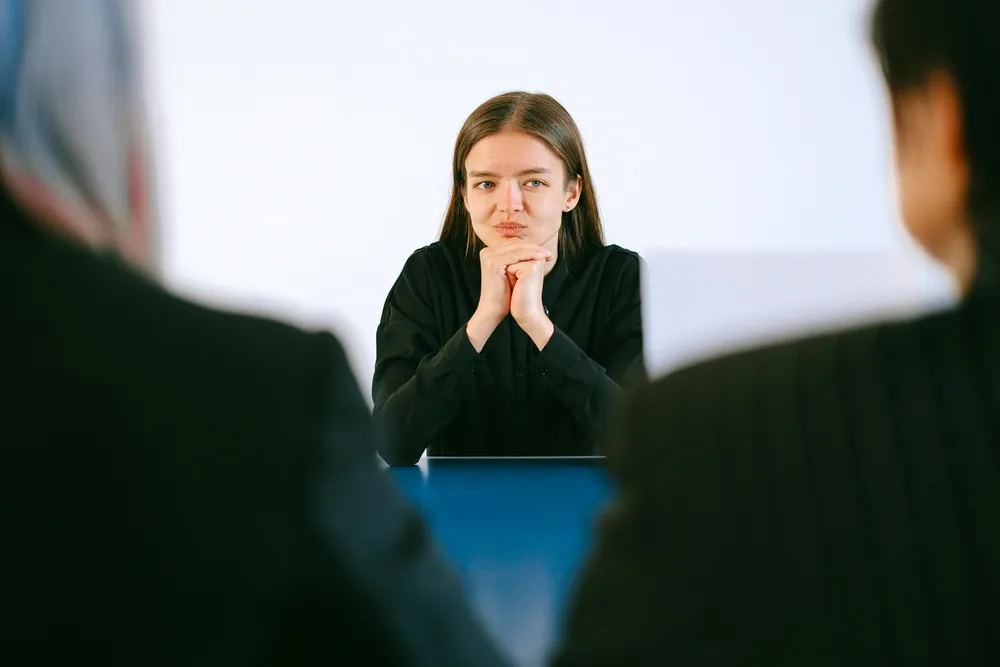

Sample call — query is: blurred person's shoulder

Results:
[3,221,362,437]
[609,300,983,469]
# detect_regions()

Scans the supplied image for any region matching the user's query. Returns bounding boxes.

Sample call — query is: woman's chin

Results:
[483,232,525,247]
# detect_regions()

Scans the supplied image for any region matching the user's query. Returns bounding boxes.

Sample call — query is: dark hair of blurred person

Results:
[870,0,1000,290]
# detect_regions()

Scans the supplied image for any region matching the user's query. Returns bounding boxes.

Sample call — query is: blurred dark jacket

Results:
[552,234,1000,666]
[1,187,512,667]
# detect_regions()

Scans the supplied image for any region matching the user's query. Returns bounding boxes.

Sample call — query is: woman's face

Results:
[463,131,581,254]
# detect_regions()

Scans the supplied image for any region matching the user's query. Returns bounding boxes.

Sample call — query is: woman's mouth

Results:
[496,222,525,237]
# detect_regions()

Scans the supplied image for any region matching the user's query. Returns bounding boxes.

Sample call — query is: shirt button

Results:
[541,368,548,376]
[515,371,523,378]
[470,366,475,373]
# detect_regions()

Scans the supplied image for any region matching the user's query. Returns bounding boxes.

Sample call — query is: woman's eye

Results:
[475,181,495,189]
[526,180,544,188]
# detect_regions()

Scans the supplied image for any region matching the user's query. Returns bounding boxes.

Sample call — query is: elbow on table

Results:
[371,406,425,466]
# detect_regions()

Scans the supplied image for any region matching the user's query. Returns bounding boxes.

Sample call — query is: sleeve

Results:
[529,253,645,440]
[263,332,512,667]
[371,251,485,466]
[551,352,832,666]
[548,377,724,667]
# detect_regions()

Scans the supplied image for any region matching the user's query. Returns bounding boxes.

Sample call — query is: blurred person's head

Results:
[439,91,605,259]
[0,0,155,271]
[870,0,1000,290]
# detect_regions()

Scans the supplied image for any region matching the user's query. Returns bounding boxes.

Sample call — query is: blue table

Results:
[389,457,611,667]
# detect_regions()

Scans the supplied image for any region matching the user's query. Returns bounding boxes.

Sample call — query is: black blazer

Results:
[552,250,1000,666]
[0,198,510,667]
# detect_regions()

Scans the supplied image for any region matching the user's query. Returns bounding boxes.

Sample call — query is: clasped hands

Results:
[466,239,555,352]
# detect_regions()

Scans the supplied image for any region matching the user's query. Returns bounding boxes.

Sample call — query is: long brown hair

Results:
[439,91,605,258]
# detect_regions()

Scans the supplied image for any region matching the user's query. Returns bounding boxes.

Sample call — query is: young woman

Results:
[374,91,644,465]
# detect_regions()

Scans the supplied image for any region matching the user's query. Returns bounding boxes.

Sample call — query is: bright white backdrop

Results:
[142,0,930,402]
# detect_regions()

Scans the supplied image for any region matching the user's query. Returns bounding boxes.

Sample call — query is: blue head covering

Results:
[0,0,156,269]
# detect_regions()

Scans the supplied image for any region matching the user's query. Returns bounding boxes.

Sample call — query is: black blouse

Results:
[372,239,644,465]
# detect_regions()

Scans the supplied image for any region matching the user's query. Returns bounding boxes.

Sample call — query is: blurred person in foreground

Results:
[0,1,510,665]
[552,0,1000,665]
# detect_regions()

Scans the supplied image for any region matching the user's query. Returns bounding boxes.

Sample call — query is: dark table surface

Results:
[388,457,611,667]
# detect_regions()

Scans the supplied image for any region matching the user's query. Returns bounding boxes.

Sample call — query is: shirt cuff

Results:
[441,323,486,380]
[530,325,601,384]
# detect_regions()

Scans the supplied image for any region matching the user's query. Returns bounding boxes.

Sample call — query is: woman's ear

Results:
[564,174,582,212]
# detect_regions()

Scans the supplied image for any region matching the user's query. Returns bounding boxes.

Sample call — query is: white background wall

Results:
[142,0,923,401]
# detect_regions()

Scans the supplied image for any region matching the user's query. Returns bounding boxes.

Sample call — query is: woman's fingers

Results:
[487,242,552,266]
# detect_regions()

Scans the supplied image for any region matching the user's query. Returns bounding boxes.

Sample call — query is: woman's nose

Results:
[499,180,523,213]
